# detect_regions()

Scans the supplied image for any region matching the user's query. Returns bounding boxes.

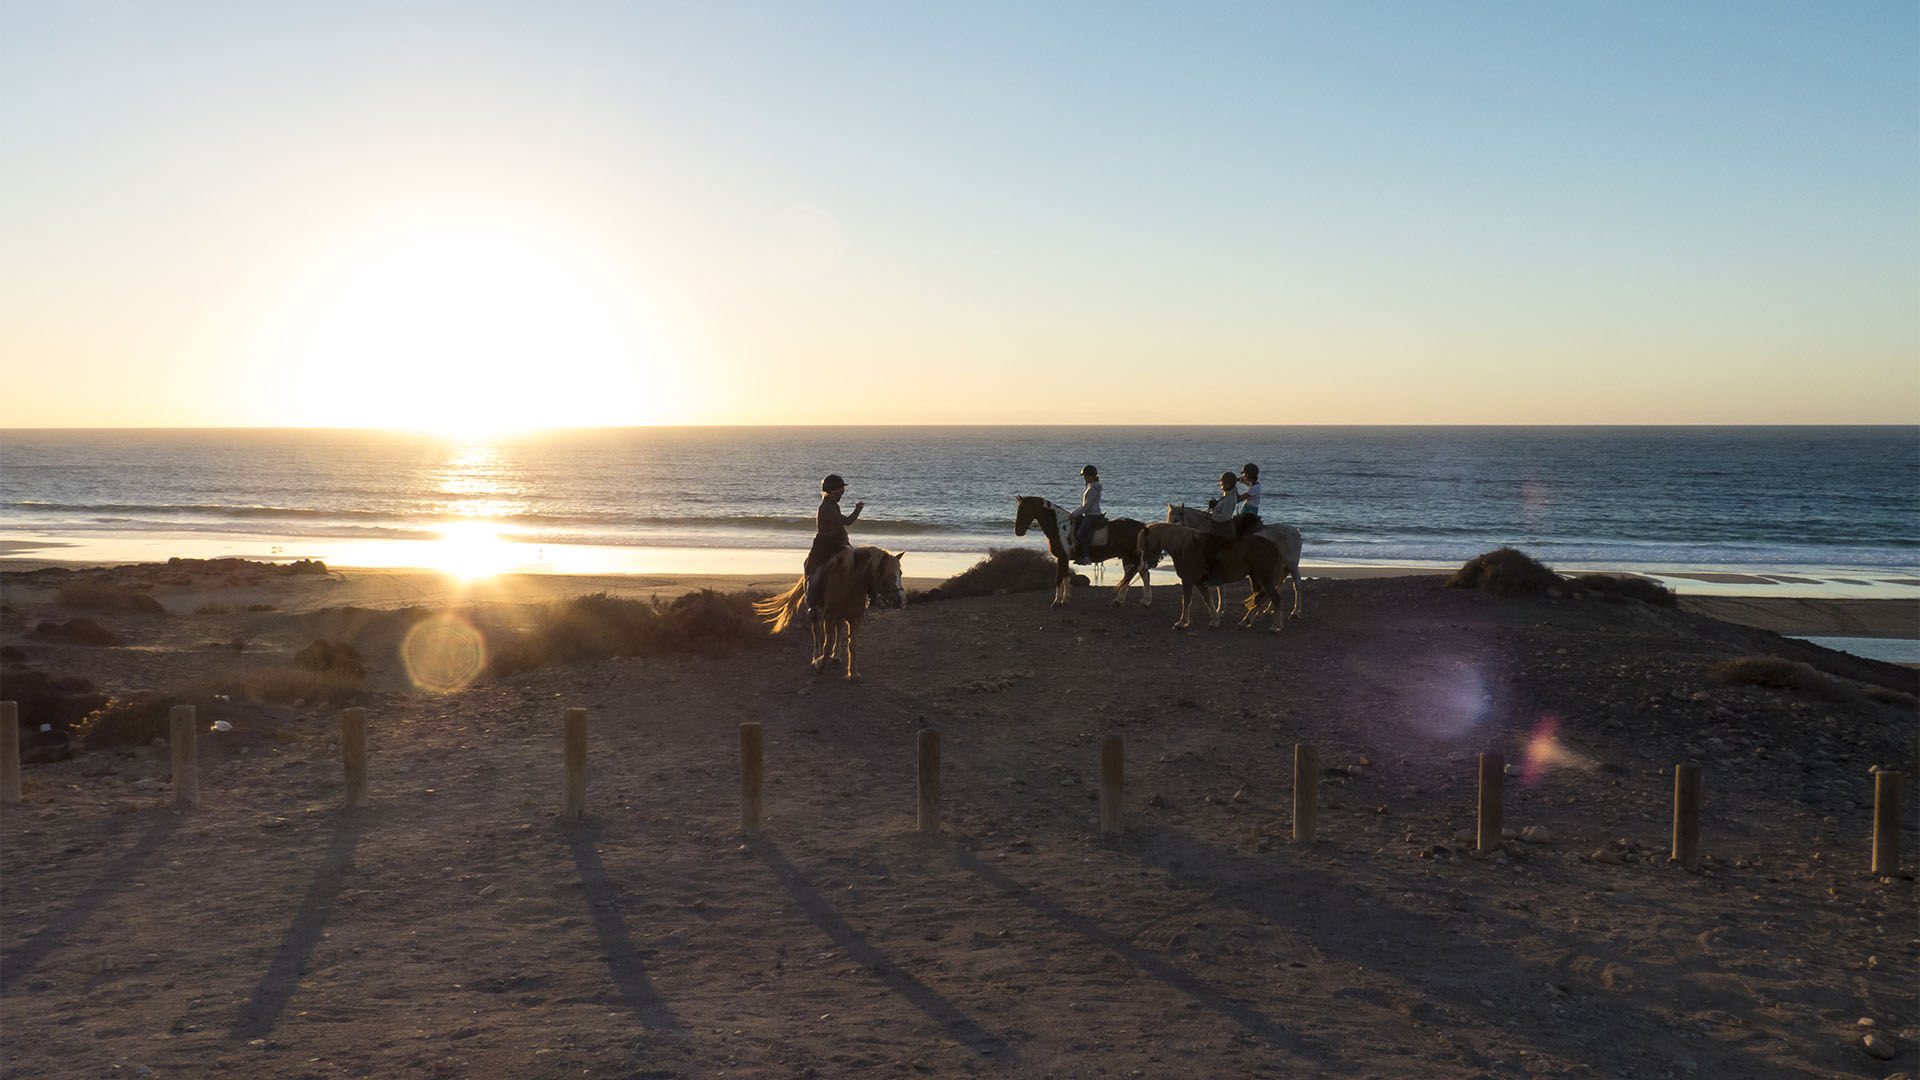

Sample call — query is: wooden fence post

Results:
[1293,743,1318,844]
[1671,763,1702,869]
[1873,770,1902,876]
[562,708,587,821]
[916,730,940,836]
[170,705,199,809]
[1,701,18,805]
[1476,752,1503,854]
[740,722,763,834]
[341,707,369,808]
[1099,736,1124,836]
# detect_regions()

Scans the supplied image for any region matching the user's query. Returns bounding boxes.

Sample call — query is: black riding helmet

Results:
[821,474,846,493]
[1081,465,1098,479]
[1241,463,1259,481]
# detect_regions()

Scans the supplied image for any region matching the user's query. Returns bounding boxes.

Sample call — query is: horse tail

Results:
[754,576,807,634]
[1137,527,1163,571]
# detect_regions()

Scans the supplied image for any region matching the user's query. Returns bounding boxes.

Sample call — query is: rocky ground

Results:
[1,560,1916,1079]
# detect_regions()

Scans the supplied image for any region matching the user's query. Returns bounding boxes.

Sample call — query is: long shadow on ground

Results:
[230,814,363,1040]
[567,820,681,1031]
[1,813,185,995]
[752,836,1008,1061]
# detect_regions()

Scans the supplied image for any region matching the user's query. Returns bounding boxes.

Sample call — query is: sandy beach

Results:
[1,557,1916,1079]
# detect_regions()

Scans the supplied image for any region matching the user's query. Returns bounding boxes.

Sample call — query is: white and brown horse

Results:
[1013,495,1151,608]
[1166,503,1305,622]
[1137,522,1289,631]
[755,546,906,680]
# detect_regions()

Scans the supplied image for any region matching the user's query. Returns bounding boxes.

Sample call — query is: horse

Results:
[1013,495,1151,608]
[1166,503,1305,622]
[754,546,906,680]
[1136,522,1289,631]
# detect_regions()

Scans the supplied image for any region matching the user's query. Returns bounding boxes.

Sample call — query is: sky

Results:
[2,1,1915,429]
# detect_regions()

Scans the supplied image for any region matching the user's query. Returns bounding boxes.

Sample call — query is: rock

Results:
[1522,825,1552,844]
[294,640,366,679]
[478,885,500,899]
[1863,1033,1899,1060]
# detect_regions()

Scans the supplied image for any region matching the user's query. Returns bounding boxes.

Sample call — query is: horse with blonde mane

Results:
[755,546,906,680]
[1137,522,1289,631]
[1165,503,1305,623]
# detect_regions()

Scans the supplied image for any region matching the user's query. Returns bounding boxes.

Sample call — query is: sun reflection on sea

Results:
[434,519,519,580]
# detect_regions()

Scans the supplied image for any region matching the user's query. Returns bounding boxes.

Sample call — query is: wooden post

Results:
[1293,743,1318,844]
[1099,736,1124,835]
[562,708,587,821]
[740,722,763,834]
[340,707,369,808]
[916,730,940,836]
[1872,770,1902,875]
[170,705,199,809]
[1476,752,1503,854]
[1,701,19,805]
[1672,763,1702,869]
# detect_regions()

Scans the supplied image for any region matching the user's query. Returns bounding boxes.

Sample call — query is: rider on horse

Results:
[1068,465,1103,563]
[1234,463,1263,538]
[806,474,864,612]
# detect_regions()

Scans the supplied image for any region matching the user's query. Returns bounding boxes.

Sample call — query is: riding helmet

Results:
[1241,463,1259,481]
[1081,465,1098,479]
[821,474,846,492]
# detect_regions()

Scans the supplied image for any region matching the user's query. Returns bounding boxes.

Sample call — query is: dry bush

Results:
[33,618,123,646]
[2,670,109,732]
[491,590,765,676]
[1706,656,1855,703]
[1566,573,1678,606]
[55,581,167,616]
[916,548,1058,602]
[76,665,363,748]
[195,603,233,615]
[1447,547,1563,596]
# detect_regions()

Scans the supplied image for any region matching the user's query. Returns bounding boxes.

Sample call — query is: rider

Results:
[1202,470,1238,579]
[1234,463,1263,538]
[1067,465,1102,563]
[805,474,864,612]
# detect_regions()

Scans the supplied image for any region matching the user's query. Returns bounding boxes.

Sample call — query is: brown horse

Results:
[1165,503,1305,621]
[1013,495,1151,608]
[755,546,906,679]
[1137,522,1288,631]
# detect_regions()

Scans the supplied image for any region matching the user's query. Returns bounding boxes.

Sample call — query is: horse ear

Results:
[894,551,905,560]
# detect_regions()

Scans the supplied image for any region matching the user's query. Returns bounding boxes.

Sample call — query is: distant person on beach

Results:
[806,474,863,610]
[1234,463,1263,538]
[1067,465,1101,562]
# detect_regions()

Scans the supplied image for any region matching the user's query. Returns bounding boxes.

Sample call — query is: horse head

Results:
[1138,525,1165,570]
[877,550,906,609]
[1013,495,1041,537]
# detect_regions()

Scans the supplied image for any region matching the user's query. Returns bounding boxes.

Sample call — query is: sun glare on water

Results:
[263,210,688,434]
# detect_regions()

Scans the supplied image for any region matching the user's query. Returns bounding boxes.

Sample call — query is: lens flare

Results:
[403,614,487,693]
[1521,714,1596,785]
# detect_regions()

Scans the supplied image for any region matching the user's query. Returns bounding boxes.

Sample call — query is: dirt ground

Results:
[2,562,1917,1079]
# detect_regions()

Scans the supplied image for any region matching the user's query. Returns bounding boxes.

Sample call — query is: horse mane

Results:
[1140,522,1201,569]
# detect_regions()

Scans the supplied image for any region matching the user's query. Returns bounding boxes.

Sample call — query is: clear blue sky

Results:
[3,1,1915,427]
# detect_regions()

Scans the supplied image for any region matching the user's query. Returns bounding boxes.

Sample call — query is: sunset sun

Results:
[261,211,686,433]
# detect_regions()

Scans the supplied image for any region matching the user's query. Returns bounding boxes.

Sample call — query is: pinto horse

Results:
[1165,503,1305,622]
[1013,495,1151,608]
[755,546,906,680]
[1137,522,1289,631]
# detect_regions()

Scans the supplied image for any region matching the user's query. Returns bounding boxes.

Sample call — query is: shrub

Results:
[1447,547,1562,596]
[917,548,1058,602]
[2,670,109,732]
[1566,574,1678,606]
[33,618,123,646]
[195,603,233,615]
[294,639,367,678]
[1706,656,1853,702]
[55,581,166,616]
[491,589,766,676]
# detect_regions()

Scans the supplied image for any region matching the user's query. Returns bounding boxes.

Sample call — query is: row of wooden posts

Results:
[0,701,1906,875]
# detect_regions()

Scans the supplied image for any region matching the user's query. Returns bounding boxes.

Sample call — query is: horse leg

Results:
[1110,557,1130,607]
[810,615,830,673]
[844,617,860,681]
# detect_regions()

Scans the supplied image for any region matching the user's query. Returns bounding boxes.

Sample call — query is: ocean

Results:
[2,427,1916,592]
